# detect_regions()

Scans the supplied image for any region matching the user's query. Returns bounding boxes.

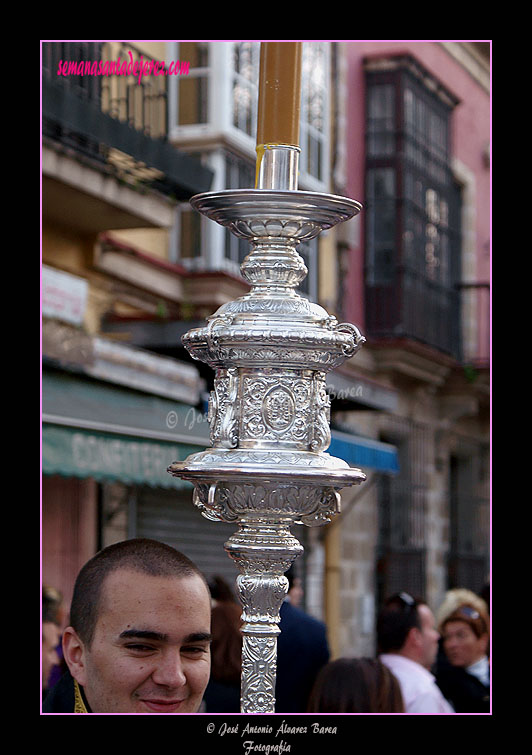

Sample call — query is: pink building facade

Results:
[342,41,490,366]
[324,42,490,654]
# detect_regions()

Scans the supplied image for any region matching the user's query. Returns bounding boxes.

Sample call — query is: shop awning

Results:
[42,424,196,489]
[42,370,210,488]
[42,372,399,484]
[329,429,399,473]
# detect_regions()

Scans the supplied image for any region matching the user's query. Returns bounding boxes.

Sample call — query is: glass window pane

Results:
[231,42,259,138]
[300,42,328,182]
[367,168,396,284]
[367,84,395,156]
[180,209,201,258]
[303,43,326,133]
[178,76,208,125]
[180,42,208,68]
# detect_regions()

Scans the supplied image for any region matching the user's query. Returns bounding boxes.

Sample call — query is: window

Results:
[221,149,319,300]
[376,419,429,604]
[176,206,202,260]
[224,150,256,266]
[232,42,260,139]
[366,167,396,285]
[367,83,395,157]
[170,42,328,295]
[364,56,461,358]
[448,448,490,594]
[174,42,209,126]
[171,41,330,188]
[300,42,330,185]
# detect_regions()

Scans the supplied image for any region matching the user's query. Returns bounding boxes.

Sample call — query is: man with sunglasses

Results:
[377,592,454,713]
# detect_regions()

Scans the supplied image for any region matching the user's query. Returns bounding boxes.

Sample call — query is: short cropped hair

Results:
[377,592,425,654]
[69,538,208,648]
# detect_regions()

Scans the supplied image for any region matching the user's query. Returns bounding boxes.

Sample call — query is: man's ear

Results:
[406,625,422,651]
[62,627,88,687]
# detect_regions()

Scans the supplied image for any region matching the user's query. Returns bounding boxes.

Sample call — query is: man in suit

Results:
[275,568,330,713]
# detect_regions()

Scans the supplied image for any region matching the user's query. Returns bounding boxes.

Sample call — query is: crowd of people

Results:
[41,538,490,714]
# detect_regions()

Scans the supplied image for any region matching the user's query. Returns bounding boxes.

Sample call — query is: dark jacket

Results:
[436,665,490,713]
[203,678,241,713]
[42,671,91,713]
[275,600,330,713]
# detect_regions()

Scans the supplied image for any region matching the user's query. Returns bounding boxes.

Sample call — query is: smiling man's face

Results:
[64,569,212,713]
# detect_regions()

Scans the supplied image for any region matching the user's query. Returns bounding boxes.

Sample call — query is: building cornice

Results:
[439,42,490,93]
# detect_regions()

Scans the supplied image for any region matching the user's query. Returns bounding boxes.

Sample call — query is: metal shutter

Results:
[136,485,309,598]
[136,486,240,590]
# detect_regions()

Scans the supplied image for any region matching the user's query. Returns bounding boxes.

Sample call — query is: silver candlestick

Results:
[168,144,366,713]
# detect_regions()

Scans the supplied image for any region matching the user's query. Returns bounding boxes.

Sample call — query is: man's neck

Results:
[394,649,428,670]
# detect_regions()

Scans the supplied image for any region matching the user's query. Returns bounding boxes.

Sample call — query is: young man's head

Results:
[377,592,440,670]
[62,539,212,713]
[441,605,489,669]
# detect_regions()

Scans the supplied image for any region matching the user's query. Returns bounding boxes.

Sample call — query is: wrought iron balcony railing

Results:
[365,267,489,367]
[365,264,461,360]
[42,41,213,200]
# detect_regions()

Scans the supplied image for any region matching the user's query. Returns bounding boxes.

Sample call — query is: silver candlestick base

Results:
[168,185,366,713]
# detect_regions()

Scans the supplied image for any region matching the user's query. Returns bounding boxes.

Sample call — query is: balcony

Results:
[365,268,490,370]
[42,42,213,232]
[365,265,461,359]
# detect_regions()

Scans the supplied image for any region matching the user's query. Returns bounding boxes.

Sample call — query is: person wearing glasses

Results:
[377,592,455,714]
[435,589,490,713]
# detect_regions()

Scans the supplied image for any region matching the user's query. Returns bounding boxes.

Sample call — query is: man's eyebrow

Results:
[119,629,168,641]
[118,629,212,643]
[183,632,212,644]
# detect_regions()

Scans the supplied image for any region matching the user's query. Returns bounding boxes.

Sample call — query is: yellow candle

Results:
[256,42,302,147]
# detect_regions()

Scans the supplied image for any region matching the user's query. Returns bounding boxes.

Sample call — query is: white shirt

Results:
[466,656,490,687]
[380,654,455,714]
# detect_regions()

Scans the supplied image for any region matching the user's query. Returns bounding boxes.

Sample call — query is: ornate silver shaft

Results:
[168,182,366,713]
[226,520,302,712]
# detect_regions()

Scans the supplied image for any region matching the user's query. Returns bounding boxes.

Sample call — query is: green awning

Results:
[42,424,195,489]
[42,370,210,488]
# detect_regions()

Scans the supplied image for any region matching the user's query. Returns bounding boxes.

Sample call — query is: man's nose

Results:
[151,652,187,687]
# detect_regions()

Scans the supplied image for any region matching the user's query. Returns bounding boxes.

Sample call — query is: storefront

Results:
[42,351,400,614]
[41,356,230,608]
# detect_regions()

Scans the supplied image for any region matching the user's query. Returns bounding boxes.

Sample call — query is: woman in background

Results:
[307,657,405,713]
[202,576,243,712]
